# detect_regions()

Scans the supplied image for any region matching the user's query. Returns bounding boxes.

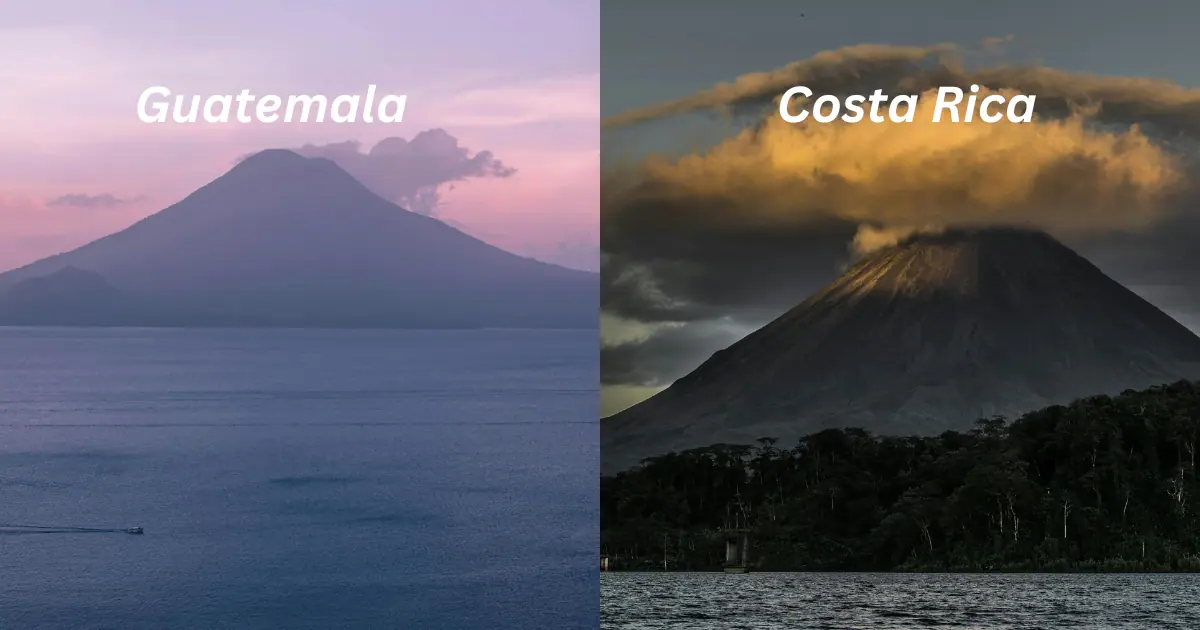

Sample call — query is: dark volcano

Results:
[0,149,596,328]
[601,227,1200,474]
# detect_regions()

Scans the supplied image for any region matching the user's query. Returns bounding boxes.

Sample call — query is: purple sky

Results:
[0,0,599,272]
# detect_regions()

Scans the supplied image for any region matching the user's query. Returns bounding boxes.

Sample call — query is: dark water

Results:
[602,572,1200,629]
[0,327,598,629]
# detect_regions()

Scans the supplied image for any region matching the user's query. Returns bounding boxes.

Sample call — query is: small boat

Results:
[124,527,144,535]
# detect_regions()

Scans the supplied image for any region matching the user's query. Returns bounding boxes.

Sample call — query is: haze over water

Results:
[0,327,598,629]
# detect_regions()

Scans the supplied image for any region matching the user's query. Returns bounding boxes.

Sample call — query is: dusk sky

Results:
[0,0,598,273]
[601,1,1200,415]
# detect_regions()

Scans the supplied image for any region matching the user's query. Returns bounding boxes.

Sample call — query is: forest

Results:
[600,381,1200,572]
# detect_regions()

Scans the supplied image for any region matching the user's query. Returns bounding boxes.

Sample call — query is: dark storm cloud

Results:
[602,40,1200,394]
[602,41,1200,135]
[601,187,858,323]
[1071,207,1200,297]
[601,321,747,387]
[45,193,145,208]
[293,129,516,216]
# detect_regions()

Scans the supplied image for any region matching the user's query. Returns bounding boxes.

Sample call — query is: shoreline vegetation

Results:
[601,381,1200,573]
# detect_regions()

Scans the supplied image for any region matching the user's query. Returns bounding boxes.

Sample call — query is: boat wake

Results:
[0,523,143,535]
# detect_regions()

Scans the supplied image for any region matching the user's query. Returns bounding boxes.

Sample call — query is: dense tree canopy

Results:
[601,381,1200,572]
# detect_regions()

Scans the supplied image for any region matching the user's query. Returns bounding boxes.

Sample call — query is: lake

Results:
[0,327,598,629]
[601,572,1200,629]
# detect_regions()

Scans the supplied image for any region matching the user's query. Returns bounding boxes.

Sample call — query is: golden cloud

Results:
[616,86,1187,236]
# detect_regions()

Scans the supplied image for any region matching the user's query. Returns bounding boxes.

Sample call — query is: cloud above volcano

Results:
[601,39,1200,411]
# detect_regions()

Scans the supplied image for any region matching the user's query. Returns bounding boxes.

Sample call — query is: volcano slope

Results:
[601,227,1200,474]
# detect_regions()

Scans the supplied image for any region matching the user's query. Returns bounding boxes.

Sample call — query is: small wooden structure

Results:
[722,528,751,573]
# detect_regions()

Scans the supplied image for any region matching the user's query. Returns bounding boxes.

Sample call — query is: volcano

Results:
[0,150,596,328]
[601,227,1200,474]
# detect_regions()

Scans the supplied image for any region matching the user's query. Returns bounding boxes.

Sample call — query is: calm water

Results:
[0,327,598,629]
[601,572,1200,629]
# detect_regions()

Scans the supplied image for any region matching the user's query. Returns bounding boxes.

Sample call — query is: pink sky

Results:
[0,1,598,273]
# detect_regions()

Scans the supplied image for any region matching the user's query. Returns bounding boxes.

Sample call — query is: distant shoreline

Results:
[601,383,1200,579]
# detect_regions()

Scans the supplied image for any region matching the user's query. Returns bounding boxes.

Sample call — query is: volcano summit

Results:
[601,227,1200,474]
